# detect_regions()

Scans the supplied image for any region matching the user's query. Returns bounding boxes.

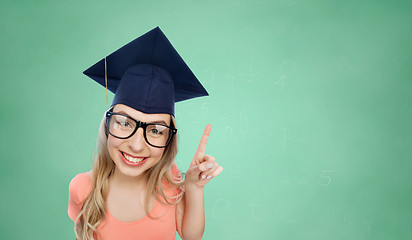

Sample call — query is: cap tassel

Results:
[105,57,108,110]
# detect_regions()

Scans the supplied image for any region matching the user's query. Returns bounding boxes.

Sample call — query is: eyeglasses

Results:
[105,111,177,148]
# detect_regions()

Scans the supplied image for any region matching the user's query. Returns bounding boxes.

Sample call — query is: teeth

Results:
[123,153,144,163]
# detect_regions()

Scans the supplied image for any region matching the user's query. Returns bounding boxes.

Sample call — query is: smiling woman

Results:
[68,27,223,240]
[106,104,173,178]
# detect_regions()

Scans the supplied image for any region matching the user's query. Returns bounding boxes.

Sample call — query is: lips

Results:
[120,151,147,167]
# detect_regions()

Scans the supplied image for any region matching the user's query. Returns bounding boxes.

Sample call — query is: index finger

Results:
[196,124,212,154]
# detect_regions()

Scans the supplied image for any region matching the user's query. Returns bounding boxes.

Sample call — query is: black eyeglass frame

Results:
[105,111,177,148]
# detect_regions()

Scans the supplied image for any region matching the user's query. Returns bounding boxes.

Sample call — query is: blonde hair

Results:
[74,111,184,240]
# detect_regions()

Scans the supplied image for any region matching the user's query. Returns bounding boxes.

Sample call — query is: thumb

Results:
[185,165,202,180]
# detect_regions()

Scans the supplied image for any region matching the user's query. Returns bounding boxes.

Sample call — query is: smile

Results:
[120,151,147,166]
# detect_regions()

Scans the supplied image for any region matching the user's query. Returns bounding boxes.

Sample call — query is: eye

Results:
[150,128,161,135]
[122,121,131,127]
[113,116,133,129]
[147,124,167,137]
[149,126,163,135]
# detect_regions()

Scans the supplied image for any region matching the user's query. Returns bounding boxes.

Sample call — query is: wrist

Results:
[184,181,204,193]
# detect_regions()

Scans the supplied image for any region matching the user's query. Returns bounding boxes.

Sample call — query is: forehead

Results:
[112,104,170,124]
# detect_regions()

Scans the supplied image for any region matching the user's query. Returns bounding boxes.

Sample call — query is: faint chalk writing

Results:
[203,69,215,92]
[224,75,235,91]
[282,128,291,150]
[239,49,255,82]
[319,170,335,187]
[249,203,265,221]
[275,59,296,91]
[230,165,241,179]
[282,168,335,187]
[240,112,249,137]
[211,199,231,218]
[298,168,313,185]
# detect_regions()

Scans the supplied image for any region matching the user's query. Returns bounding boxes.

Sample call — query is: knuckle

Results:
[205,155,215,163]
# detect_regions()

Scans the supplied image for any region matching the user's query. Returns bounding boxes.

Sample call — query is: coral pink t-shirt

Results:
[68,165,181,240]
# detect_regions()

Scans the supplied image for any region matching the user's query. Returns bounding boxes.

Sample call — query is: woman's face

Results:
[107,104,171,179]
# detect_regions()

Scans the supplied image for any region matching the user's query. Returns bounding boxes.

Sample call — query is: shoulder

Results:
[68,171,93,221]
[68,171,93,206]
[166,162,183,185]
[160,162,183,196]
[171,162,182,178]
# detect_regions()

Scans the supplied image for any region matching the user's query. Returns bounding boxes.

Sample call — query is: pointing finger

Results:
[196,124,211,155]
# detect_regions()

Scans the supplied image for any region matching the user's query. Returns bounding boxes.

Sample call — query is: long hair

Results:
[74,111,184,240]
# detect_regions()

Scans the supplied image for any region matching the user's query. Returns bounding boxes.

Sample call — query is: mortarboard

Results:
[83,27,208,116]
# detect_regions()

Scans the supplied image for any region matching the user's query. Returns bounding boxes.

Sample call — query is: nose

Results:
[127,127,146,152]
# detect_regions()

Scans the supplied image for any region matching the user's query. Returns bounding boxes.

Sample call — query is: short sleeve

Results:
[68,171,93,222]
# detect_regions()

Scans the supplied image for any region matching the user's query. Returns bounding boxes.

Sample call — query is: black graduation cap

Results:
[83,27,208,116]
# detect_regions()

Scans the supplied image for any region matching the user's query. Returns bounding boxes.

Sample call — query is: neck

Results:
[110,168,148,191]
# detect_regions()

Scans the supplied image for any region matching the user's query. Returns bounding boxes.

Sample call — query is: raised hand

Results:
[184,124,223,189]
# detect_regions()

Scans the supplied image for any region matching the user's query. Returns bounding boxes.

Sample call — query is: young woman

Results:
[68,27,223,240]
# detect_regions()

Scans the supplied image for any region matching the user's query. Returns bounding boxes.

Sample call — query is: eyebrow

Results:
[116,111,168,125]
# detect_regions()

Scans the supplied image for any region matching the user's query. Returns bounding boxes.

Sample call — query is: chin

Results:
[115,164,146,178]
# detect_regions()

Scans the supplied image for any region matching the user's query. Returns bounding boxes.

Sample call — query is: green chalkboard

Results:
[1,0,411,239]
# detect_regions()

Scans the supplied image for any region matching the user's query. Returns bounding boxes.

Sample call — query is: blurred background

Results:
[1,0,411,239]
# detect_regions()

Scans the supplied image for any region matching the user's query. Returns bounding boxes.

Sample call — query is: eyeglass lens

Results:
[108,114,171,147]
